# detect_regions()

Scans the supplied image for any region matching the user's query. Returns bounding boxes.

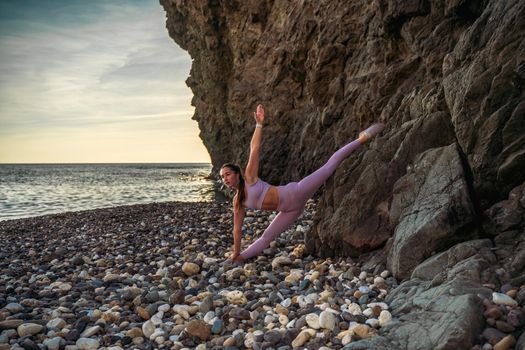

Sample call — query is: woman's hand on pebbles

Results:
[226,251,246,265]
[229,250,240,262]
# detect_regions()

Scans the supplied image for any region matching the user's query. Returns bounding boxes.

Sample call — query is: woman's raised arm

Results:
[244,104,265,184]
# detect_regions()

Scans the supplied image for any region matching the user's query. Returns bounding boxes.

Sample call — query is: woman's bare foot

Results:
[359,123,385,143]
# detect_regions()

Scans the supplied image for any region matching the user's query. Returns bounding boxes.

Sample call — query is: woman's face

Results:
[220,167,239,189]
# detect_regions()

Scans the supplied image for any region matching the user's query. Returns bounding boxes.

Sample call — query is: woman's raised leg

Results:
[296,123,385,202]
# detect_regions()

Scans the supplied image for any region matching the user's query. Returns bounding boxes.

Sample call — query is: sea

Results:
[0,163,223,221]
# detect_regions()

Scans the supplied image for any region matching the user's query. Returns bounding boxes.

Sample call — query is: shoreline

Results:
[0,200,220,224]
[0,199,400,349]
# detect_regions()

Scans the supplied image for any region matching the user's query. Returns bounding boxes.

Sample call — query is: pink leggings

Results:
[240,139,362,259]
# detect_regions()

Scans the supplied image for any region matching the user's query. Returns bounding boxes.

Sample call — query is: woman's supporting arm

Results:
[230,203,246,261]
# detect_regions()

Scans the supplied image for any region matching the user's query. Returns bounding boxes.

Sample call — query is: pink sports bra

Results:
[243,178,271,209]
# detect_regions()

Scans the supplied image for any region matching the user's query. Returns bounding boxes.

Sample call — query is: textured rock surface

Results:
[160,0,525,258]
[387,143,478,279]
[344,239,496,350]
[484,181,525,281]
[159,3,525,347]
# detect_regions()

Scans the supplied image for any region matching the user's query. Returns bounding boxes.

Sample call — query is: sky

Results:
[0,0,211,163]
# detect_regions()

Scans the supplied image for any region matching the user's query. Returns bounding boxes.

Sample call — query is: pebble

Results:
[211,320,223,334]
[379,310,393,326]
[292,329,315,347]
[17,323,44,337]
[0,201,402,350]
[43,337,62,350]
[186,320,211,341]
[4,303,23,313]
[493,335,516,350]
[227,290,248,305]
[507,308,525,328]
[80,325,101,338]
[0,320,23,330]
[306,313,320,329]
[141,320,155,339]
[182,262,200,276]
[492,293,518,307]
[319,311,336,330]
[76,338,100,350]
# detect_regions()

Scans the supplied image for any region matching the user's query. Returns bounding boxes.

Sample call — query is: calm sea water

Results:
[0,163,220,221]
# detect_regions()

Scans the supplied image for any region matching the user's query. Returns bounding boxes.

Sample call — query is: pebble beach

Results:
[0,200,399,350]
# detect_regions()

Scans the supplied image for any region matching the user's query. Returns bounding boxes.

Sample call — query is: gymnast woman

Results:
[220,104,384,264]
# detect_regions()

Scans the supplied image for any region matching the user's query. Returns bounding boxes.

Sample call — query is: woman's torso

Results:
[243,179,279,210]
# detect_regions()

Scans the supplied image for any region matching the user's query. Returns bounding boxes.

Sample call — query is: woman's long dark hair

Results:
[221,163,245,211]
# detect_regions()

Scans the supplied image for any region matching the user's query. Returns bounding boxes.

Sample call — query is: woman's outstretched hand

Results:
[254,104,264,124]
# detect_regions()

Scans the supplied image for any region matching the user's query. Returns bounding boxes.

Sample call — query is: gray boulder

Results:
[387,143,478,280]
[344,239,496,350]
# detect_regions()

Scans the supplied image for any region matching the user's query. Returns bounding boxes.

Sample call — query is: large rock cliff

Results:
[161,0,525,347]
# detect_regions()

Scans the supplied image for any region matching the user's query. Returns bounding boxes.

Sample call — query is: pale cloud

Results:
[0,0,208,163]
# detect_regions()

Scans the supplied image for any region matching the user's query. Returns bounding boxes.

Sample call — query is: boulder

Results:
[484,181,525,278]
[387,143,478,280]
[344,240,496,350]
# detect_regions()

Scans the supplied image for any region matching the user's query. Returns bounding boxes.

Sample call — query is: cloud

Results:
[0,0,206,163]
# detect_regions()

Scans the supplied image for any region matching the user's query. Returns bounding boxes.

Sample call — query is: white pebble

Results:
[203,311,216,324]
[279,314,289,326]
[76,338,100,350]
[379,310,392,326]
[306,313,320,329]
[492,292,518,307]
[150,314,163,326]
[46,318,66,331]
[363,308,374,317]
[150,328,165,341]
[367,302,389,310]
[342,333,353,345]
[158,304,170,312]
[281,298,292,307]
[172,305,190,319]
[142,320,155,339]
[347,303,363,315]
[319,311,336,331]
[264,315,275,324]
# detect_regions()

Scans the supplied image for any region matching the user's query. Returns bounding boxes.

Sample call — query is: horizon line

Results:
[0,162,212,165]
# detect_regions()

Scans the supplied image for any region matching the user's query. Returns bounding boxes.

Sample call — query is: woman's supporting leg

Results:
[240,209,303,259]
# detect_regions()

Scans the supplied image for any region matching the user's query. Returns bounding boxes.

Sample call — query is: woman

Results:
[220,104,384,264]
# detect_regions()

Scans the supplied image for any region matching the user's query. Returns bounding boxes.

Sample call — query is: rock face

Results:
[160,0,525,260]
[387,143,478,279]
[161,2,525,347]
[484,181,525,281]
